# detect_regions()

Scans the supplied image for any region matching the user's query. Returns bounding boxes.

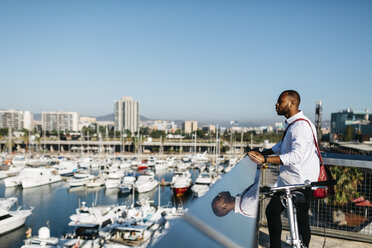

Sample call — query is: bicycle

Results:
[260,180,332,248]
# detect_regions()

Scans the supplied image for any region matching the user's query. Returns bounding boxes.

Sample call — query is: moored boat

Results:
[0,207,33,235]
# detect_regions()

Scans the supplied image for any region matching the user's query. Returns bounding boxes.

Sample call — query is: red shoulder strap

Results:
[281,118,323,166]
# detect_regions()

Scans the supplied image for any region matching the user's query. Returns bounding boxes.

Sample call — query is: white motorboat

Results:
[0,207,33,235]
[12,155,27,166]
[0,197,17,210]
[104,172,122,189]
[191,172,215,197]
[161,204,187,220]
[172,175,192,197]
[119,160,131,169]
[181,156,192,162]
[176,162,191,171]
[68,173,94,187]
[191,184,210,197]
[134,175,158,193]
[170,170,191,185]
[118,174,136,194]
[195,172,214,185]
[191,152,209,163]
[224,165,233,173]
[85,177,105,188]
[0,163,24,179]
[229,156,239,166]
[171,170,192,197]
[154,160,168,171]
[78,157,100,169]
[21,168,62,189]
[54,160,78,176]
[69,202,127,228]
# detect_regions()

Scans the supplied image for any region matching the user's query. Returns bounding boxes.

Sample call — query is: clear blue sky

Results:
[0,1,371,125]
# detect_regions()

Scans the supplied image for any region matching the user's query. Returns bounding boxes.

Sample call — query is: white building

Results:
[183,121,198,133]
[202,124,216,133]
[79,116,97,130]
[42,111,79,131]
[144,120,177,133]
[0,109,33,130]
[114,96,139,134]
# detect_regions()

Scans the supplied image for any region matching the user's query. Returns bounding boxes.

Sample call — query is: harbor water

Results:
[0,167,203,248]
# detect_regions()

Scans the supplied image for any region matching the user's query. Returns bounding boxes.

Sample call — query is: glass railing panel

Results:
[154,157,260,248]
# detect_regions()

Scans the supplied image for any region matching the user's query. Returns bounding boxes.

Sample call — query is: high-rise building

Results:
[114,96,140,134]
[42,111,79,131]
[0,109,33,130]
[183,121,198,133]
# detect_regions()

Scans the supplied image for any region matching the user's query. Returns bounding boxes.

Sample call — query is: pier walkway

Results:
[259,226,372,248]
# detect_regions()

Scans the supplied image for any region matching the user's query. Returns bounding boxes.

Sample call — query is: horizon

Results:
[1,1,371,124]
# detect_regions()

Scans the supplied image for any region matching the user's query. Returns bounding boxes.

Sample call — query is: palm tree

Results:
[329,166,364,206]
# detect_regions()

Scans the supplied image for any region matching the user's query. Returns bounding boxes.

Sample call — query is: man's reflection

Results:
[211,181,259,218]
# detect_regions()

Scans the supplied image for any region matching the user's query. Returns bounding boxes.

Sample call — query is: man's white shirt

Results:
[234,179,260,218]
[271,111,320,186]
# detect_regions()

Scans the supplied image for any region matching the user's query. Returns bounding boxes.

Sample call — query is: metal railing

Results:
[259,153,372,243]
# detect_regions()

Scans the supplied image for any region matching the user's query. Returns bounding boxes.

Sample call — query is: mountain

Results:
[96,113,114,121]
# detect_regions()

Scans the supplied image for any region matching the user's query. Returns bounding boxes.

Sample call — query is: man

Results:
[248,90,320,248]
[211,177,259,218]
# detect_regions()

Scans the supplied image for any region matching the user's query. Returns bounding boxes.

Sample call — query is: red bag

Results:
[283,118,334,199]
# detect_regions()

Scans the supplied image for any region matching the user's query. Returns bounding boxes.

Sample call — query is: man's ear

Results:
[222,203,228,209]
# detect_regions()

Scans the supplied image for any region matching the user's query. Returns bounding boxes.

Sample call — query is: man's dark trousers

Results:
[265,188,312,248]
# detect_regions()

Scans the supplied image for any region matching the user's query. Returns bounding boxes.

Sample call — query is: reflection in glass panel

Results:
[154,157,261,248]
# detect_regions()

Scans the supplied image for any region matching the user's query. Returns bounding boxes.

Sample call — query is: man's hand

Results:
[248,150,265,164]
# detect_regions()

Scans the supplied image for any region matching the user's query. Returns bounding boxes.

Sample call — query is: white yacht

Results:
[54,160,78,176]
[21,168,62,189]
[12,155,27,166]
[134,175,158,193]
[0,197,17,210]
[0,163,24,179]
[191,172,215,197]
[69,202,127,228]
[119,160,132,169]
[118,174,136,194]
[172,175,192,197]
[0,207,33,235]
[78,157,99,169]
[154,160,168,171]
[5,168,62,188]
[68,172,94,187]
[171,170,191,185]
[104,172,122,189]
[85,176,105,188]
[176,161,191,171]
[191,152,209,163]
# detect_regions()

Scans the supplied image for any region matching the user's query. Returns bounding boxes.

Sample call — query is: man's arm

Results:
[248,149,282,165]
[261,149,274,156]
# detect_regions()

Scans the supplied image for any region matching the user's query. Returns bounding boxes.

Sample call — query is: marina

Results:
[0,153,235,248]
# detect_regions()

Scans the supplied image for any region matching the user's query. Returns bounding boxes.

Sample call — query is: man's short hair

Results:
[282,90,301,106]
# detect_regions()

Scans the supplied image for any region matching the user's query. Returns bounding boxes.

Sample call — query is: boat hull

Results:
[22,176,62,189]
[172,186,190,197]
[0,210,32,235]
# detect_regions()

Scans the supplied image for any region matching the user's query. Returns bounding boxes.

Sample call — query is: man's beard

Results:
[276,103,290,116]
